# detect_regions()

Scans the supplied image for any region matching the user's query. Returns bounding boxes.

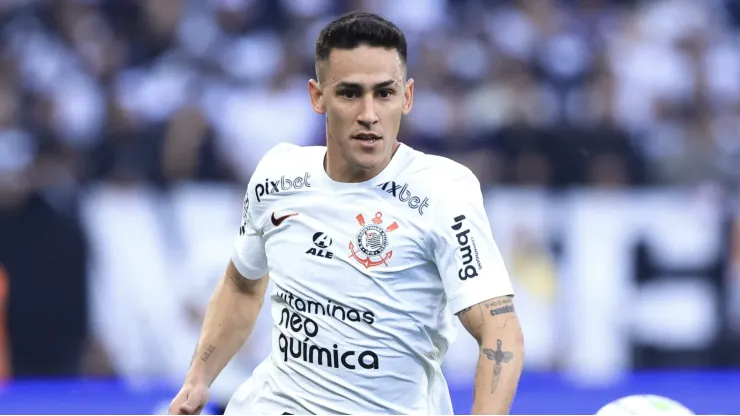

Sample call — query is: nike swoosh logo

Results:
[271,212,298,226]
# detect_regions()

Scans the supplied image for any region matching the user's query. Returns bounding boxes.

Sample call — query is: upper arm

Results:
[457,295,518,344]
[230,143,296,280]
[231,190,269,279]
[226,260,268,299]
[427,168,514,315]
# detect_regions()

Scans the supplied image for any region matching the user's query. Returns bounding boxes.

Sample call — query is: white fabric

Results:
[227,142,514,415]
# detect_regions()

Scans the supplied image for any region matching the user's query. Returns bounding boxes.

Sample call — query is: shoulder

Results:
[399,147,483,204]
[415,153,479,187]
[249,143,323,195]
[252,142,324,179]
[244,142,324,216]
[389,147,487,244]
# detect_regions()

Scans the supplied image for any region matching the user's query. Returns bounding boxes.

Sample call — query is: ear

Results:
[402,78,414,115]
[308,79,325,114]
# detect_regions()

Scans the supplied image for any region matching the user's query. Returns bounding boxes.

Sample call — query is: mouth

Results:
[352,133,382,144]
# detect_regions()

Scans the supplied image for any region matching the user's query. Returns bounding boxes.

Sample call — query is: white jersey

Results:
[226,143,514,415]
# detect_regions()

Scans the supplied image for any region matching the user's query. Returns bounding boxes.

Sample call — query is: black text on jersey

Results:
[306,231,334,259]
[255,173,311,202]
[239,197,249,236]
[451,215,482,280]
[377,181,430,215]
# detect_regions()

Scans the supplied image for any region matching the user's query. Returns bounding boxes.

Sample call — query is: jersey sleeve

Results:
[428,170,514,314]
[231,191,268,280]
[230,142,298,279]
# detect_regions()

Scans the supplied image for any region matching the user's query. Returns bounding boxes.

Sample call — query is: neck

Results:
[325,141,400,183]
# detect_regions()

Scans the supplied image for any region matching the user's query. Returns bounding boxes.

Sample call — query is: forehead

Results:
[323,45,404,85]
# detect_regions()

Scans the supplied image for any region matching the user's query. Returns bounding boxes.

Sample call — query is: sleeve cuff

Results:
[231,248,267,280]
[447,277,515,315]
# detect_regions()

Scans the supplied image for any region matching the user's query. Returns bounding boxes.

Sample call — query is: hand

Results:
[168,382,209,415]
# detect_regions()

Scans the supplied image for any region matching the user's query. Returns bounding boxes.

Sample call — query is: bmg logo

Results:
[255,173,311,202]
[451,215,480,280]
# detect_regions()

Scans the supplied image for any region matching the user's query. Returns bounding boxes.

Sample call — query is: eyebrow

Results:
[334,80,398,90]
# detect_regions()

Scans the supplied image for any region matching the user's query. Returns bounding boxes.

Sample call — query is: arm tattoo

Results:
[482,339,514,394]
[201,344,216,363]
[485,297,515,317]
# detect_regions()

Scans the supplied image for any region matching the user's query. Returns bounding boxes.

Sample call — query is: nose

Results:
[357,95,379,128]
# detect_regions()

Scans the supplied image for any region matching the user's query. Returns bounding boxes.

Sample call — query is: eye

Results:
[377,89,394,98]
[338,90,357,99]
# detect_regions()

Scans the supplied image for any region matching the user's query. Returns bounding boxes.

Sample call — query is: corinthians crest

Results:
[349,211,399,269]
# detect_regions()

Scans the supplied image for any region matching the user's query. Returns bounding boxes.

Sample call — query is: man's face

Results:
[309,45,414,173]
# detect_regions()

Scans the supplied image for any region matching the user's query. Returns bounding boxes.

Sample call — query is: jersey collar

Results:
[315,143,411,190]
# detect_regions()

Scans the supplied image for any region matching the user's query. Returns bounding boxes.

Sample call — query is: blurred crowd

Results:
[0,0,739,380]
[0,0,738,196]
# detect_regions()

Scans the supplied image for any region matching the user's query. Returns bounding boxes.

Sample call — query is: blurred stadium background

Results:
[0,0,739,413]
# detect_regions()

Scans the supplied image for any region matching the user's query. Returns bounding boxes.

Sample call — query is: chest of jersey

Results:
[255,185,452,348]
[258,188,439,294]
[265,190,423,265]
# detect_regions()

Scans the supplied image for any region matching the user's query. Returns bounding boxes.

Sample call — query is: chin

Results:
[352,156,381,170]
[350,153,385,170]
[342,140,391,170]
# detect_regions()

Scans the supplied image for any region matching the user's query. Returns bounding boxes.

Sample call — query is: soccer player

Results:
[169,12,524,415]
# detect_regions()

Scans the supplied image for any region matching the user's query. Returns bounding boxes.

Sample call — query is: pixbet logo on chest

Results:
[377,181,430,215]
[255,173,311,202]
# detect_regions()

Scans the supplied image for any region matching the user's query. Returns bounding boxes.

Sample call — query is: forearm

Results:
[458,296,524,415]
[470,320,524,415]
[185,263,266,387]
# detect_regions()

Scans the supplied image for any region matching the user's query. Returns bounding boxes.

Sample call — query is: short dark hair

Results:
[315,12,408,66]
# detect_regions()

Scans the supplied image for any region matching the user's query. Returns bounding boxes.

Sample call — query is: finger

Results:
[179,403,204,415]
[168,405,184,415]
[179,403,196,415]
[180,393,203,415]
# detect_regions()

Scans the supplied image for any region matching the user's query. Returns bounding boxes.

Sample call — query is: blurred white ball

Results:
[595,394,694,416]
